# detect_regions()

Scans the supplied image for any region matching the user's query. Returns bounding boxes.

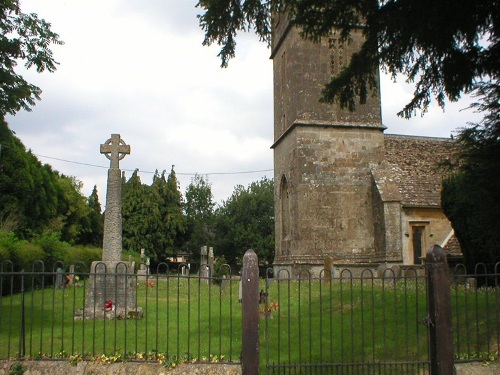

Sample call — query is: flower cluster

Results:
[105,300,114,311]
[260,301,279,316]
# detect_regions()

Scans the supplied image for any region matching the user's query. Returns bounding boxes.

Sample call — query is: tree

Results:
[442,88,500,272]
[150,168,186,261]
[197,0,499,118]
[1,0,63,116]
[197,0,500,269]
[0,118,97,245]
[79,186,103,247]
[122,169,152,254]
[213,177,274,267]
[162,167,187,257]
[54,174,89,244]
[1,118,58,237]
[122,168,186,263]
[183,174,215,257]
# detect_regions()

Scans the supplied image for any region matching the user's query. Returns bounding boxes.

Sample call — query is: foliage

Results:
[0,119,103,245]
[122,168,186,263]
[197,0,499,119]
[197,0,500,272]
[64,245,101,268]
[183,174,215,258]
[0,0,63,116]
[33,230,70,267]
[8,362,25,375]
[0,230,101,274]
[78,185,103,247]
[442,86,500,271]
[213,177,274,266]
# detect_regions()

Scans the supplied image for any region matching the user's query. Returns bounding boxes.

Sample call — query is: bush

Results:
[16,242,45,271]
[64,245,102,270]
[33,231,70,268]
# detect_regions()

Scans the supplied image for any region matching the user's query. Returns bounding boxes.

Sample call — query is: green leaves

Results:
[0,1,63,116]
[122,168,186,263]
[183,174,215,257]
[213,177,274,266]
[196,0,272,67]
[0,119,100,245]
[197,0,499,119]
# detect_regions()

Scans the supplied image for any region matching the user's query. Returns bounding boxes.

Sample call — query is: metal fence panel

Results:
[264,267,430,374]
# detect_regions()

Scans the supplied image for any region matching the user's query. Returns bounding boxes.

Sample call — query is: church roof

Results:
[383,134,455,207]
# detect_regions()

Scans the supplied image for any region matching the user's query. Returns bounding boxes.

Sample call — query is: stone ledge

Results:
[0,360,242,375]
[454,362,500,375]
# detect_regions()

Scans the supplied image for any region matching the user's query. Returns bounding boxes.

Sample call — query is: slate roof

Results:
[441,232,462,257]
[383,134,455,207]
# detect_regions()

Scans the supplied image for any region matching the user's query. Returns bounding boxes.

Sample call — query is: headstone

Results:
[221,275,228,293]
[137,249,148,282]
[200,246,209,279]
[465,277,477,290]
[180,264,189,276]
[79,134,142,320]
[56,268,65,289]
[377,263,400,284]
[68,264,76,285]
[208,247,214,277]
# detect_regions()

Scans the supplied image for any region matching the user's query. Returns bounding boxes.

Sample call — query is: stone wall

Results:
[0,360,241,375]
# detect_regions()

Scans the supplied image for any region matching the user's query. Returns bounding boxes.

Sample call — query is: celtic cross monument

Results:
[100,134,130,260]
[78,134,142,320]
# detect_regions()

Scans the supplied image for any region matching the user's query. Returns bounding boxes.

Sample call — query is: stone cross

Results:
[100,134,130,169]
[101,134,130,261]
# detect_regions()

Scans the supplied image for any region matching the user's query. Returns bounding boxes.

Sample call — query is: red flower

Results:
[105,300,113,310]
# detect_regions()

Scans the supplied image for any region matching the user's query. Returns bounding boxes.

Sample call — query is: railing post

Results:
[19,269,26,357]
[242,249,259,375]
[426,244,454,375]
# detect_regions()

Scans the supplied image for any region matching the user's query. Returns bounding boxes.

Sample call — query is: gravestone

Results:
[78,134,142,320]
[199,246,214,283]
[56,268,65,289]
[200,246,209,278]
[208,247,214,275]
[68,264,76,285]
[137,248,148,282]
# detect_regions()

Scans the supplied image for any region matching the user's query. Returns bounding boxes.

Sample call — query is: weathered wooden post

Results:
[426,244,454,375]
[242,249,259,374]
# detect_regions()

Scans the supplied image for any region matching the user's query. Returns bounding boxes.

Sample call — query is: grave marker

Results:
[78,134,142,320]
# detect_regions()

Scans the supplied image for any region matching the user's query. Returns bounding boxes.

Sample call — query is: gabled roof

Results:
[383,134,455,207]
[440,230,462,257]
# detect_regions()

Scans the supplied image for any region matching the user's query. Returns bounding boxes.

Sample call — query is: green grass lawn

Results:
[0,273,499,372]
[0,276,242,362]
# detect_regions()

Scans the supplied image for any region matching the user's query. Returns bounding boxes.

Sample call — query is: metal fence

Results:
[1,246,500,375]
[263,267,430,374]
[451,263,500,363]
[0,260,241,364]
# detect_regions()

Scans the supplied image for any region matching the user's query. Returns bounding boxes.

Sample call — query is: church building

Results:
[271,13,461,276]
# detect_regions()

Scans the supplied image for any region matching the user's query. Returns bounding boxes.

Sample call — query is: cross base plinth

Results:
[77,261,142,320]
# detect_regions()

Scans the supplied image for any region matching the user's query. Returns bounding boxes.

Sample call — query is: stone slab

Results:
[454,362,500,375]
[82,260,138,319]
[0,360,241,375]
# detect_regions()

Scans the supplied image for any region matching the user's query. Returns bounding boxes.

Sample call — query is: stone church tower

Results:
[271,14,459,276]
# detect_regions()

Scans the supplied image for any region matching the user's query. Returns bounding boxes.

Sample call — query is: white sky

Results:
[6,0,482,205]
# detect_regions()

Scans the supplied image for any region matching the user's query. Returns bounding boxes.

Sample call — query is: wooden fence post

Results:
[426,244,454,375]
[242,249,260,375]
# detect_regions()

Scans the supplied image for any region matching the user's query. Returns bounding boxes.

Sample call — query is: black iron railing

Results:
[0,261,241,364]
[1,247,499,375]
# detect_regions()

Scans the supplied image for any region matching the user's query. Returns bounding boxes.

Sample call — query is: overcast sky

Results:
[6,0,482,205]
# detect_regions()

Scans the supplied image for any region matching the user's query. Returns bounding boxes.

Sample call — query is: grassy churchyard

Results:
[0,274,498,369]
